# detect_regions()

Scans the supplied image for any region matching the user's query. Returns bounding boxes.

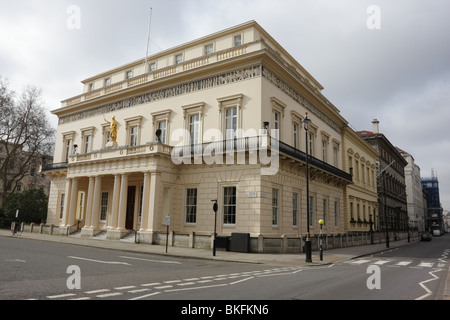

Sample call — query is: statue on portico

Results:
[103,115,118,144]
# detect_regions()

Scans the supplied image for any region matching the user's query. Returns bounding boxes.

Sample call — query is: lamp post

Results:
[319,219,324,261]
[211,200,218,256]
[303,113,312,263]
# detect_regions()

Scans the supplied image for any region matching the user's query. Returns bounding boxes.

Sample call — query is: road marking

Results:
[230,277,254,285]
[115,286,136,290]
[418,262,434,268]
[48,293,77,299]
[141,282,161,287]
[67,256,130,265]
[374,260,390,265]
[416,269,442,300]
[119,256,181,264]
[395,261,412,266]
[85,289,110,294]
[438,263,446,268]
[350,259,372,264]
[5,259,26,263]
[154,285,173,289]
[128,288,151,294]
[97,292,123,298]
[129,292,161,300]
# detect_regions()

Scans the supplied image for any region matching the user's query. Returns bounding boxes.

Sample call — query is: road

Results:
[1,234,448,304]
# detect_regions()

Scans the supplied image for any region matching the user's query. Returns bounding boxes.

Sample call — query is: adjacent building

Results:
[398,148,427,232]
[44,21,353,252]
[357,120,408,237]
[421,171,444,233]
[341,126,379,232]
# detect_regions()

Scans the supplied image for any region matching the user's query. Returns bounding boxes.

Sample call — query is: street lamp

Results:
[211,200,218,256]
[319,219,324,261]
[302,113,312,263]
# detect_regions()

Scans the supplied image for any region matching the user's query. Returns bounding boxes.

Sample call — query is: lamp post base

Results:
[304,240,312,263]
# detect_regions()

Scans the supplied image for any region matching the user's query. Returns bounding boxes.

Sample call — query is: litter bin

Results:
[215,236,229,251]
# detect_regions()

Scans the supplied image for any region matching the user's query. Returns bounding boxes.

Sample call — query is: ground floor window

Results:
[185,188,197,224]
[100,192,108,221]
[223,186,236,225]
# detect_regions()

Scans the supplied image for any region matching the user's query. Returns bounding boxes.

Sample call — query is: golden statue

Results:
[103,115,118,143]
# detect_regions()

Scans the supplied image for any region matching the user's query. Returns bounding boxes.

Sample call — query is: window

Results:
[322,198,328,227]
[350,202,354,220]
[223,186,236,225]
[293,123,299,149]
[150,63,157,72]
[293,192,299,227]
[270,97,286,140]
[130,126,138,147]
[126,70,133,80]
[100,192,108,221]
[125,116,143,148]
[104,78,111,87]
[334,201,339,227]
[272,188,279,226]
[225,107,237,140]
[175,54,183,65]
[333,146,339,167]
[234,35,242,47]
[65,138,72,162]
[308,132,314,156]
[59,193,65,219]
[205,44,214,55]
[84,134,92,153]
[185,189,197,224]
[88,83,94,92]
[309,196,314,226]
[189,114,200,146]
[322,140,327,162]
[158,120,167,144]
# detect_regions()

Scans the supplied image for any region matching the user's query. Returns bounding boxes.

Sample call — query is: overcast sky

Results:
[1,0,449,210]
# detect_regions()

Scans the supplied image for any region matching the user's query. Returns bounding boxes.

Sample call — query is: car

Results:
[421,232,433,242]
[432,229,441,236]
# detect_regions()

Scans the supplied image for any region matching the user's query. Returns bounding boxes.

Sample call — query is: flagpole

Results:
[145,8,153,73]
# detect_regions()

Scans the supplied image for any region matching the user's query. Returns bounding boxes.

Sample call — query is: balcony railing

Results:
[42,162,68,172]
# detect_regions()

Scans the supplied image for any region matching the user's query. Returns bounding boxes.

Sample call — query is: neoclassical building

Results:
[44,21,353,252]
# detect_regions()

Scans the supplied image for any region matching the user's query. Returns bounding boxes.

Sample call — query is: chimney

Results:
[372,119,380,134]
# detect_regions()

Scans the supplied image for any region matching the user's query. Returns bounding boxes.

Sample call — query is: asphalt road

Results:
[0,234,448,304]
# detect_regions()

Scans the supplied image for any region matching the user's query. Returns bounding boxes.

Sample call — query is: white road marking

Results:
[119,256,181,264]
[418,262,434,268]
[67,256,130,265]
[374,260,391,265]
[129,292,161,300]
[115,286,136,290]
[396,261,412,266]
[97,292,123,298]
[416,269,442,300]
[350,259,372,264]
[48,293,77,299]
[141,282,161,287]
[85,289,110,294]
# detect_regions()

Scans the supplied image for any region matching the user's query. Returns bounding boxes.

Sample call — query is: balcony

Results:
[61,42,261,108]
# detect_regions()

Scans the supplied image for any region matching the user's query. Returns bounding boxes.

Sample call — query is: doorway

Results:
[126,186,136,230]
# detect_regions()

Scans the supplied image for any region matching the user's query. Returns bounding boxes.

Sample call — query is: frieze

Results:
[59,65,263,125]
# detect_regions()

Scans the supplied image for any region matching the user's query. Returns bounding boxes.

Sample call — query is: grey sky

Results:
[1,0,449,209]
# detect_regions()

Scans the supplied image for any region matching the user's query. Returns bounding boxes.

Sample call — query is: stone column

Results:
[117,174,129,231]
[84,176,95,228]
[81,176,95,238]
[109,174,121,229]
[67,178,78,228]
[139,171,151,231]
[90,176,102,231]
[60,178,72,228]
[146,172,161,232]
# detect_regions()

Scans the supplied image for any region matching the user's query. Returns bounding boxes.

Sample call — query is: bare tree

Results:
[0,76,55,205]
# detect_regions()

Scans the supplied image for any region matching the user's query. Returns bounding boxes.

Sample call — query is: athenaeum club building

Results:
[44,21,354,253]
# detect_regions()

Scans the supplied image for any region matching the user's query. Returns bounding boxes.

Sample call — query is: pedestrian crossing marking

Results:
[418,262,434,268]
[350,259,372,264]
[395,261,412,266]
[373,260,391,265]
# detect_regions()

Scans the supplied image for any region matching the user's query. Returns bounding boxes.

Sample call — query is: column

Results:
[83,176,95,229]
[146,171,161,232]
[109,174,121,229]
[117,174,129,231]
[67,178,78,227]
[139,171,151,231]
[90,176,102,230]
[60,178,72,228]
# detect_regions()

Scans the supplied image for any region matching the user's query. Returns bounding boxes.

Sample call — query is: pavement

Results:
[1,228,449,299]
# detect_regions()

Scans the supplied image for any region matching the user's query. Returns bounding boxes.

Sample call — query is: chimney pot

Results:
[372,119,380,133]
